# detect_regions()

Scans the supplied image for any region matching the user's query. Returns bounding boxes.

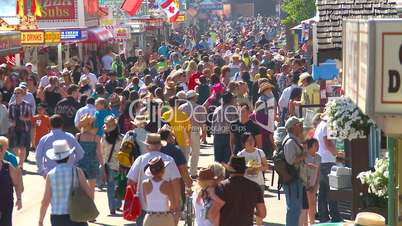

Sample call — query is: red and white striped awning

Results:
[86,27,113,43]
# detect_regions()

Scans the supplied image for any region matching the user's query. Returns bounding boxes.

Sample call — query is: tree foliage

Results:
[282,0,316,27]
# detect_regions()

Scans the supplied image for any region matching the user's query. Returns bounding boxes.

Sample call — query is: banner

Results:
[190,0,223,11]
[45,31,61,43]
[60,30,81,41]
[0,32,21,56]
[24,0,77,20]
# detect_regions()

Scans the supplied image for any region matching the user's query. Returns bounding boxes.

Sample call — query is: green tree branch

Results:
[282,0,316,27]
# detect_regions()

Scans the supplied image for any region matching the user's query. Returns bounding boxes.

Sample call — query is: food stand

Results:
[0,31,21,65]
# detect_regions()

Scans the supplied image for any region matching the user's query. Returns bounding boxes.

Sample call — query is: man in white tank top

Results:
[142,156,176,226]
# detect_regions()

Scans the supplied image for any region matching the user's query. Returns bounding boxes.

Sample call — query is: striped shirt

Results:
[48,163,74,215]
[8,100,32,132]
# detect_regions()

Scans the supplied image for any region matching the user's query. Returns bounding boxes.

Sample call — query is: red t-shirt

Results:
[188,72,202,91]
[32,114,50,146]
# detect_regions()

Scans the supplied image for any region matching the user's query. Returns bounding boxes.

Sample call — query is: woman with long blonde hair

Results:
[185,60,197,83]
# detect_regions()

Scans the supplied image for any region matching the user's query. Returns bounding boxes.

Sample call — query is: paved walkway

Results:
[13,140,286,226]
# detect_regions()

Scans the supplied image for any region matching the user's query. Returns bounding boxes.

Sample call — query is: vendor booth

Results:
[0,31,21,65]
[20,0,110,74]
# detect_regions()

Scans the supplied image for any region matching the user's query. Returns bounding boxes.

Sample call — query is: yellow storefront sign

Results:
[177,15,185,22]
[21,31,45,44]
[45,31,61,43]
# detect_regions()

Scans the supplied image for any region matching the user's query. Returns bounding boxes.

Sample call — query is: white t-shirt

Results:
[278,84,298,110]
[314,121,336,163]
[237,148,266,186]
[101,54,113,71]
[39,76,49,88]
[80,73,98,90]
[192,192,213,226]
[127,151,181,207]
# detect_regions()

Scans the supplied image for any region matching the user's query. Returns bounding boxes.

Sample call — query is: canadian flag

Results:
[161,0,179,22]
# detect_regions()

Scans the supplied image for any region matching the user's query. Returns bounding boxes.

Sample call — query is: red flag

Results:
[121,0,143,16]
[32,0,42,17]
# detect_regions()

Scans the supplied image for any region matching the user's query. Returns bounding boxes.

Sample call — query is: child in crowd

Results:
[303,138,321,225]
[237,133,268,226]
[31,104,50,149]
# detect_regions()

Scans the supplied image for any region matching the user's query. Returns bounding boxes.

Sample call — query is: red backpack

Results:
[123,185,141,221]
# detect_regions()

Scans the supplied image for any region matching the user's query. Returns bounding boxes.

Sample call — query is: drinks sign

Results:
[21,31,45,44]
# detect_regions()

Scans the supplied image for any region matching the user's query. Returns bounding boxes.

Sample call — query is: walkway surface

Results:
[13,139,286,226]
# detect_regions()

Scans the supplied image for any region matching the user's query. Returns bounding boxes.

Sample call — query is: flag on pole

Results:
[32,0,42,17]
[121,0,143,16]
[161,0,179,22]
[16,0,24,17]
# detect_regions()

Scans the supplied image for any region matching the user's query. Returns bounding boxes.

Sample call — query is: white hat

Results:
[176,91,187,99]
[186,90,199,99]
[0,63,7,68]
[25,62,33,67]
[299,72,312,83]
[46,140,75,161]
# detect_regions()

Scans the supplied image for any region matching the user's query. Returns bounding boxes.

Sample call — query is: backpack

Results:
[273,137,301,199]
[117,131,141,169]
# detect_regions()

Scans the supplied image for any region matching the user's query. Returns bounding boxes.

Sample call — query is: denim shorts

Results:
[9,130,31,149]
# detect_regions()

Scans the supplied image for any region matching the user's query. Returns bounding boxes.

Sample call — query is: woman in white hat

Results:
[39,140,92,226]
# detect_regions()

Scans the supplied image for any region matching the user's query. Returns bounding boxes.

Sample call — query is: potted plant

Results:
[357,155,389,218]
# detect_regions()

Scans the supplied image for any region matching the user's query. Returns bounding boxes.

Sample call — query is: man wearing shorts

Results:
[8,87,32,170]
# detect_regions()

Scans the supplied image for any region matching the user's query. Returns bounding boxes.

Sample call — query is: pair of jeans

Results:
[50,215,88,226]
[283,179,304,226]
[106,166,122,212]
[213,134,231,163]
[318,162,342,222]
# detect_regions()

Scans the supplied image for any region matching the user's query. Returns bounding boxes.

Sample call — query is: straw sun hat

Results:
[78,115,95,133]
[103,116,118,133]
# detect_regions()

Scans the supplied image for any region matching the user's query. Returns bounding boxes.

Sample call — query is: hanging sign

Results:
[60,30,81,41]
[21,31,45,44]
[0,32,21,56]
[45,31,61,43]
[115,27,129,40]
[36,0,77,20]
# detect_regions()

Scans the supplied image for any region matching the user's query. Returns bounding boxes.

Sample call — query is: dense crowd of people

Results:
[0,16,345,226]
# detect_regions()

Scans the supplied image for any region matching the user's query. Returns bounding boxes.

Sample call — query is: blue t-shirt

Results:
[160,144,187,167]
[4,151,18,167]
[158,45,169,58]
[95,109,115,137]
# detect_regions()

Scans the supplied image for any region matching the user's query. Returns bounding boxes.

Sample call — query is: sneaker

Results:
[110,211,116,216]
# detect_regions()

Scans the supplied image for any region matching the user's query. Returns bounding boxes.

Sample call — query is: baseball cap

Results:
[285,116,304,130]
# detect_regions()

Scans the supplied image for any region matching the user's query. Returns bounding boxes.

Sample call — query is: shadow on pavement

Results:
[263,222,285,226]
[22,169,39,176]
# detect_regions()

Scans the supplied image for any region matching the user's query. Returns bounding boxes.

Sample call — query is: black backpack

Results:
[273,137,301,199]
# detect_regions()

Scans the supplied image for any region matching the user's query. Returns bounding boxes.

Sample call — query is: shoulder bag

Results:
[123,158,142,221]
[69,167,99,222]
